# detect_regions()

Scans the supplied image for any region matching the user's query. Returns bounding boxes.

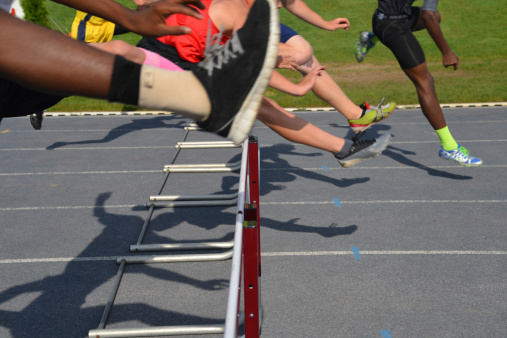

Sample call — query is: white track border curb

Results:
[42,102,507,117]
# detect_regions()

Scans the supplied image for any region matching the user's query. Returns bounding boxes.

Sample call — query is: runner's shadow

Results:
[46,116,186,150]
[350,125,473,180]
[0,192,229,338]
[220,143,370,197]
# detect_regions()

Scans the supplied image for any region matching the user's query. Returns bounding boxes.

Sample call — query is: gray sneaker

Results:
[336,134,392,168]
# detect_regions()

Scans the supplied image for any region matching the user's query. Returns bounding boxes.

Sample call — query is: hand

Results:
[443,50,459,70]
[324,17,350,31]
[133,0,160,11]
[276,55,299,71]
[128,0,206,37]
[293,65,325,96]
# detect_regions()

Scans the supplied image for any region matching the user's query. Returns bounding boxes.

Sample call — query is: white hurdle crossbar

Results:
[88,135,262,338]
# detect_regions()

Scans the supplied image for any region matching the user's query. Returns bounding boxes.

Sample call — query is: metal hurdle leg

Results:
[90,136,261,338]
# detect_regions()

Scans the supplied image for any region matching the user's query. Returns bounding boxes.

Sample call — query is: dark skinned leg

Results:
[403,62,447,130]
[0,11,113,98]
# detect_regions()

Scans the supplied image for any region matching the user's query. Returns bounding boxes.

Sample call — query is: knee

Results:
[291,45,313,65]
[108,40,132,57]
[416,71,436,93]
[283,37,314,65]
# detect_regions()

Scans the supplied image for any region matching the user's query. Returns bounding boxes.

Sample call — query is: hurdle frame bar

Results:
[88,136,262,338]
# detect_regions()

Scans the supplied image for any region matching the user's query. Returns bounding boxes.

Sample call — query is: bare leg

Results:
[91,40,147,64]
[0,12,113,98]
[0,12,210,120]
[283,35,363,120]
[257,97,345,153]
[403,62,446,130]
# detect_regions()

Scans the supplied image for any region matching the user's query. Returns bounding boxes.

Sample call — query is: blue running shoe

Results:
[439,144,483,167]
[355,31,376,63]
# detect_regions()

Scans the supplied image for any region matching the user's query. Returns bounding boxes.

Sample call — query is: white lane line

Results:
[0,146,175,151]
[262,200,507,205]
[1,250,505,264]
[0,170,161,176]
[1,165,506,177]
[1,140,506,152]
[0,256,123,264]
[0,205,138,211]
[262,250,507,256]
[262,165,507,171]
[1,199,505,211]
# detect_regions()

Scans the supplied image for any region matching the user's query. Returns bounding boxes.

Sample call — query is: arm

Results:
[52,0,205,37]
[280,0,349,31]
[421,9,459,70]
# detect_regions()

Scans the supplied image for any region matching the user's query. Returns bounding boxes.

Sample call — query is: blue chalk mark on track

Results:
[380,330,392,338]
[351,246,361,259]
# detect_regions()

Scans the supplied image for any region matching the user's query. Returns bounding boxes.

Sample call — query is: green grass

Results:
[45,0,506,111]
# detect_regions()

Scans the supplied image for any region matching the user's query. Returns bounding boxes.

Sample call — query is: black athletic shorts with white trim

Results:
[372,7,424,70]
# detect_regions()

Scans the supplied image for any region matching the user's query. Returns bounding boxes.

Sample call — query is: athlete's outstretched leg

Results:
[257,97,392,168]
[0,0,280,144]
[403,62,446,130]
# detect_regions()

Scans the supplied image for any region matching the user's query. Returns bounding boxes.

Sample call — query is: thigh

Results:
[373,17,425,70]
[280,24,299,43]
[408,6,425,31]
[136,37,195,70]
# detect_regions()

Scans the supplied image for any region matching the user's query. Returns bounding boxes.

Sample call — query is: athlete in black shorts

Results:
[355,0,482,167]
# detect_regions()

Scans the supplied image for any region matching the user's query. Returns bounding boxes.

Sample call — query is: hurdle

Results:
[88,133,262,338]
[132,126,244,253]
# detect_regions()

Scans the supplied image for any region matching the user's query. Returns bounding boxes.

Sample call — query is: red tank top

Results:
[157,0,230,63]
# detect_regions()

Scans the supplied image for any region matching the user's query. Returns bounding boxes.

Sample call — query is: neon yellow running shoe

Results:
[348,99,396,134]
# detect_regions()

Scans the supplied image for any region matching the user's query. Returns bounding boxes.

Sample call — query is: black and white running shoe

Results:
[193,0,279,144]
[336,134,392,168]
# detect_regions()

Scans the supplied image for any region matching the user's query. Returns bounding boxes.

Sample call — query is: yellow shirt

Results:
[70,11,116,43]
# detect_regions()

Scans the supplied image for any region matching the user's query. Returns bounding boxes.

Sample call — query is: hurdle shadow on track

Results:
[45,116,187,150]
[0,192,228,338]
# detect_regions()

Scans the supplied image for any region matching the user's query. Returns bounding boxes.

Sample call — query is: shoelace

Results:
[458,146,470,156]
[200,21,245,76]
[351,139,376,153]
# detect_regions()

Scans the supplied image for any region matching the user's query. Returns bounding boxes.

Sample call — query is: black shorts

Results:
[0,78,65,119]
[136,37,196,71]
[372,7,425,70]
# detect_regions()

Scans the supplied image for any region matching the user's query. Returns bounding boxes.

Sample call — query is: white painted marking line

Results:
[1,165,506,177]
[0,146,174,151]
[0,170,160,176]
[0,205,138,211]
[1,199,506,211]
[1,250,505,264]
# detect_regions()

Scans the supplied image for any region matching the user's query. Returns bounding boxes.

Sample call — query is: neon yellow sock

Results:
[435,126,458,151]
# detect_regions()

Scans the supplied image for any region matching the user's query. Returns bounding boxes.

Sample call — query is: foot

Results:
[439,144,483,167]
[355,31,376,63]
[29,111,44,130]
[336,134,392,168]
[349,99,396,133]
[192,0,279,144]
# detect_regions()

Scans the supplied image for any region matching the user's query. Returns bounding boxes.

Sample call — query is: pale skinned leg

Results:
[257,97,345,153]
[91,40,147,64]
[281,35,363,120]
